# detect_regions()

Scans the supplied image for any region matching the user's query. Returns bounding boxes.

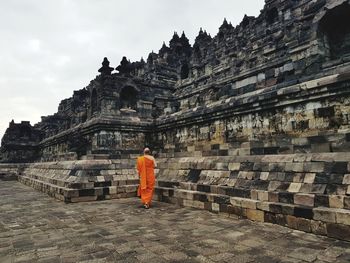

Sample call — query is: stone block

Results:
[213,195,230,205]
[108,186,117,195]
[268,181,281,191]
[329,195,344,209]
[192,200,205,209]
[279,192,294,204]
[204,201,212,211]
[281,203,295,215]
[291,163,304,172]
[311,143,330,153]
[326,223,350,241]
[310,184,326,194]
[65,190,79,198]
[296,217,312,232]
[228,163,240,171]
[303,173,316,183]
[183,199,194,207]
[264,212,277,224]
[241,199,258,209]
[310,220,327,236]
[257,190,269,201]
[207,194,215,203]
[304,162,324,173]
[212,203,220,212]
[343,174,350,184]
[287,183,302,193]
[260,172,269,180]
[229,197,242,207]
[219,204,231,214]
[246,209,264,222]
[94,188,103,196]
[293,173,305,183]
[299,183,312,193]
[227,205,243,216]
[294,207,313,219]
[313,208,336,223]
[125,185,137,193]
[210,185,219,194]
[250,189,258,200]
[344,196,350,209]
[335,209,350,225]
[268,192,279,202]
[286,215,298,229]
[257,201,270,212]
[294,194,315,207]
[330,174,345,184]
[269,163,285,172]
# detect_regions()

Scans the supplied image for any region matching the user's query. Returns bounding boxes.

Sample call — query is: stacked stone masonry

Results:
[1,0,350,240]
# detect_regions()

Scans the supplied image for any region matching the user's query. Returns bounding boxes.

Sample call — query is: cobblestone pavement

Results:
[0,181,350,263]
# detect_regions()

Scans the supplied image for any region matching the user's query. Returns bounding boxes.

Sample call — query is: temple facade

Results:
[1,0,350,241]
[2,0,350,163]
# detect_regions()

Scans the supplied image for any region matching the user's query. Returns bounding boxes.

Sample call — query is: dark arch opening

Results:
[120,86,138,110]
[180,63,189,79]
[266,7,278,25]
[91,89,98,115]
[319,3,350,60]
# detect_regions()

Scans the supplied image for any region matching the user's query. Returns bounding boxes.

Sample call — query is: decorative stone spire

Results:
[159,41,170,55]
[147,51,157,65]
[241,14,253,27]
[196,28,211,42]
[116,56,133,75]
[169,32,181,48]
[219,18,233,31]
[98,57,114,75]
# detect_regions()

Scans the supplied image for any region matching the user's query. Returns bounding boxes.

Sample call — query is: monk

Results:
[136,148,156,209]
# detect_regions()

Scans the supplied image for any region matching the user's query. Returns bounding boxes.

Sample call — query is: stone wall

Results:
[1,0,350,240]
[153,73,350,158]
[153,153,350,241]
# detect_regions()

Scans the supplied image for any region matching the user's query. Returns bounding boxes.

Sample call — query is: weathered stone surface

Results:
[1,0,350,244]
[1,180,349,262]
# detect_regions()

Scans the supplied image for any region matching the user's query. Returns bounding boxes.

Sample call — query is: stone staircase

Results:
[1,152,349,241]
[17,160,139,202]
[153,153,350,241]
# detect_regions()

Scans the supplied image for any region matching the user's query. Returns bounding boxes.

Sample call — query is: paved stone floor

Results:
[0,181,350,263]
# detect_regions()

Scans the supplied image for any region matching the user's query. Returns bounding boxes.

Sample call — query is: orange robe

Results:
[137,155,155,205]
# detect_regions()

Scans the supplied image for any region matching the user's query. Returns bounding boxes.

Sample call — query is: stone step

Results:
[154,185,350,241]
[80,154,111,160]
[0,172,18,181]
[19,175,138,203]
[156,180,350,210]
[23,170,139,189]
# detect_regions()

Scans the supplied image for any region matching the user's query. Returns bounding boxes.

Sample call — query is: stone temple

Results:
[1,0,350,242]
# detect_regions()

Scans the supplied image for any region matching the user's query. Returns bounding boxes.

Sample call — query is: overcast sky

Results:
[0,0,265,140]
